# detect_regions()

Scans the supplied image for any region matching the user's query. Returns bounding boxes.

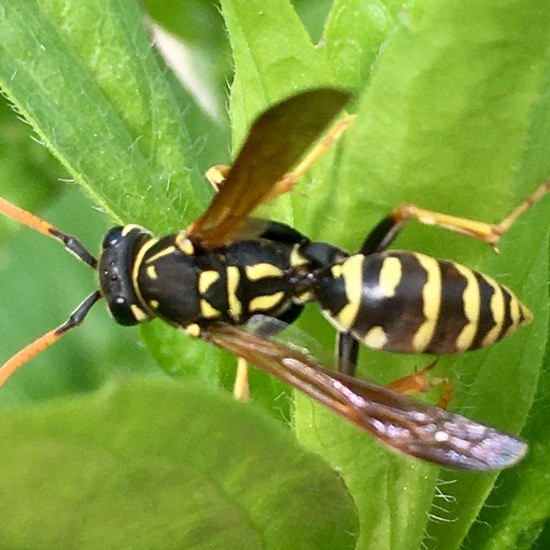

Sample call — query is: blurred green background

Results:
[0,1,549,548]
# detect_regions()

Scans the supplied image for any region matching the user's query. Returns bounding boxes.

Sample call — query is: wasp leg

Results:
[359,215,407,255]
[205,165,231,192]
[0,291,102,388]
[390,179,550,252]
[386,360,454,409]
[233,304,305,400]
[233,358,250,401]
[264,115,355,202]
[258,220,308,245]
[204,116,355,203]
[336,333,360,376]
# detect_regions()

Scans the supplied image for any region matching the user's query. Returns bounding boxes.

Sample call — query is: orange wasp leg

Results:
[205,115,356,202]
[0,197,101,387]
[264,115,356,202]
[0,291,102,388]
[391,179,550,252]
[0,197,98,267]
[386,360,454,410]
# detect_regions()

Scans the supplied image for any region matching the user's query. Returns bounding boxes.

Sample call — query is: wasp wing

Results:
[203,324,527,471]
[189,88,351,248]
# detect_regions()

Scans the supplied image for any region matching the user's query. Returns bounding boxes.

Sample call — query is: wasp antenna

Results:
[0,291,102,388]
[0,196,98,268]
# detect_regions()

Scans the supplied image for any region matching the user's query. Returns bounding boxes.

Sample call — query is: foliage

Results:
[0,0,548,548]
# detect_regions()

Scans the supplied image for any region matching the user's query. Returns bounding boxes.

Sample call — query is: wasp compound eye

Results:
[107,296,140,326]
[99,225,154,326]
[102,226,124,249]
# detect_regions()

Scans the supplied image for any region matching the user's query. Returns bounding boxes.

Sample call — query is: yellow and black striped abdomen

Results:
[315,251,532,354]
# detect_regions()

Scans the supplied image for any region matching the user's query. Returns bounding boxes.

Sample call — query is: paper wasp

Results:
[0,88,547,471]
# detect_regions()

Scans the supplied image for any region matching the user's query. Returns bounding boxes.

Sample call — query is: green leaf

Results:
[296,1,550,549]
[0,0,549,548]
[465,325,550,549]
[220,0,549,548]
[0,378,357,549]
[221,0,335,145]
[0,0,227,380]
[324,0,407,94]
[0,94,63,240]
[144,0,232,129]
[1,0,205,229]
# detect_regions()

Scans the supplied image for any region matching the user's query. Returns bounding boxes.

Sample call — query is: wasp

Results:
[0,88,547,471]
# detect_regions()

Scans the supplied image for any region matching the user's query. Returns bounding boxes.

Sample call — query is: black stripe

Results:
[497,287,514,341]
[471,273,497,349]
[426,261,469,354]
[314,266,348,317]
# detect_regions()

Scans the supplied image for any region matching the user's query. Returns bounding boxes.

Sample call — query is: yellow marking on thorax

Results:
[131,237,160,313]
[226,266,242,319]
[334,255,364,331]
[249,291,285,312]
[175,232,195,255]
[130,304,149,322]
[378,256,402,297]
[331,263,344,278]
[199,270,220,294]
[412,253,441,352]
[362,326,388,349]
[146,265,158,280]
[290,245,308,267]
[245,263,284,281]
[481,275,504,348]
[200,299,221,319]
[454,264,480,351]
[149,300,159,309]
[296,290,314,303]
[146,245,176,264]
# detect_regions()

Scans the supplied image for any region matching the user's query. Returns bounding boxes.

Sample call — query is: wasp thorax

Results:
[99,225,154,326]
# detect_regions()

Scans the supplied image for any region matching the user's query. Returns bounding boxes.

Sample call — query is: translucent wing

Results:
[203,324,527,471]
[189,88,351,248]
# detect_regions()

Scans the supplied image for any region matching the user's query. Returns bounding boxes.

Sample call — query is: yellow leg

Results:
[204,115,356,201]
[264,115,356,202]
[392,178,550,251]
[386,360,454,409]
[233,357,250,401]
[187,324,251,401]
[205,165,230,192]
